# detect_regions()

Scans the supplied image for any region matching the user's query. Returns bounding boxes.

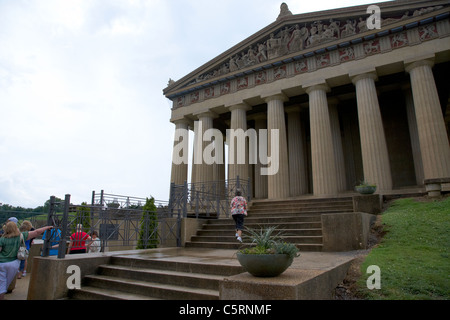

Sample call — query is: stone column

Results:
[170,119,190,185]
[213,135,226,182]
[341,112,360,188]
[227,103,251,181]
[351,72,392,191]
[191,133,198,184]
[286,106,308,196]
[405,59,450,181]
[328,98,347,191]
[253,115,268,199]
[193,111,217,183]
[213,135,226,198]
[264,93,289,199]
[403,85,424,186]
[305,84,338,196]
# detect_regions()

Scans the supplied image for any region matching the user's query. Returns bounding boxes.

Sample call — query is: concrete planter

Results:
[236,253,293,277]
[355,185,377,194]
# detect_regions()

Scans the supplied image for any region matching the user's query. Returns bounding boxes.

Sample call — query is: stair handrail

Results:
[169,176,252,219]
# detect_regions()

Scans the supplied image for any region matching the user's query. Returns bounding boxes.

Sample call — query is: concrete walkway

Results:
[6,247,365,300]
[4,274,30,300]
[111,247,362,268]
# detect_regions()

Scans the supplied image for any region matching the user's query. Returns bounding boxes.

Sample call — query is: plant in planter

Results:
[236,226,300,277]
[355,180,377,194]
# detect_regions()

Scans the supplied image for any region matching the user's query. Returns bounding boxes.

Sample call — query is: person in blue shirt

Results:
[42,227,62,256]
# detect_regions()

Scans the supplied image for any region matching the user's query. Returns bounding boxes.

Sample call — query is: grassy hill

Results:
[356,196,450,300]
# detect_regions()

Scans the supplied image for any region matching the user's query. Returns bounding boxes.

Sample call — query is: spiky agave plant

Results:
[245,225,282,250]
[240,226,300,259]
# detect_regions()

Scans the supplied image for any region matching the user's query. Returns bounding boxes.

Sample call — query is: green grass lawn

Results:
[357,196,450,300]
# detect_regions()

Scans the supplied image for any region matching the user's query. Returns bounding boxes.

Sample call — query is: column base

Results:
[424,178,450,197]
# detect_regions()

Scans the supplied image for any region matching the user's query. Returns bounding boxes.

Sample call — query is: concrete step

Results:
[250,201,353,209]
[206,215,322,224]
[97,264,224,291]
[185,241,323,251]
[196,228,322,237]
[190,234,323,244]
[110,255,243,276]
[249,197,353,206]
[69,253,245,300]
[184,197,355,252]
[80,275,220,300]
[248,199,353,214]
[69,286,158,300]
[203,221,323,230]
[248,207,353,214]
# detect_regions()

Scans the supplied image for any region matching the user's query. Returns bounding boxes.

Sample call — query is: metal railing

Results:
[91,190,169,210]
[42,193,180,259]
[168,176,252,219]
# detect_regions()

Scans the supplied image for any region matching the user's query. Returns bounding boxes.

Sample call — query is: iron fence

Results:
[34,177,251,259]
[42,193,180,259]
[168,176,252,219]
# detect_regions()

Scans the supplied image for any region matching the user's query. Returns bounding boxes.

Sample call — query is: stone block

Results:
[220,259,353,300]
[28,254,110,300]
[321,212,375,252]
[352,194,382,214]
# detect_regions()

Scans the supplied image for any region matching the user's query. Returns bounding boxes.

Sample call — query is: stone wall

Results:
[321,212,376,252]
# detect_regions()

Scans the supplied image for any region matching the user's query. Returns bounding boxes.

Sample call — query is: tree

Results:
[136,197,158,249]
[43,197,63,213]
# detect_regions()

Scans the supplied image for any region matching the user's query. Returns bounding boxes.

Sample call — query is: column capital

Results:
[262,92,288,103]
[304,83,330,95]
[405,58,435,74]
[171,117,192,126]
[227,102,252,112]
[350,71,378,85]
[193,110,218,119]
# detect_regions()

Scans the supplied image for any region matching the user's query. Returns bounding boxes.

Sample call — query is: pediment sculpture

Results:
[183,4,444,88]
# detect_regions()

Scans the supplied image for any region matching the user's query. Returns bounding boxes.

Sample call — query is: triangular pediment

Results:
[163,0,449,101]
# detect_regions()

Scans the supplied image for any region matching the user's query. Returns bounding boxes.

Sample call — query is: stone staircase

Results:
[68,254,244,300]
[185,197,354,251]
[69,197,354,300]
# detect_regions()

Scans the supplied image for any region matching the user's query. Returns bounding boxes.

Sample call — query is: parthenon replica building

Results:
[164,0,450,200]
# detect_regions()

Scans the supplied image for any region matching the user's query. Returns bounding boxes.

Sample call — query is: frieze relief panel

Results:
[171,5,449,109]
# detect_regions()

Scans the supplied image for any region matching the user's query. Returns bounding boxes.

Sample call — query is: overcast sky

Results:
[0,0,391,208]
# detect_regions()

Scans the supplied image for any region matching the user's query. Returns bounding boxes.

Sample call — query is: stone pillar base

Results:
[424,178,450,197]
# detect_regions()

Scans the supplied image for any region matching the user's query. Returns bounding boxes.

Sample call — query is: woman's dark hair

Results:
[235,189,242,196]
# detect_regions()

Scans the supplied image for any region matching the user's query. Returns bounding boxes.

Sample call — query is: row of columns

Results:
[170,58,450,199]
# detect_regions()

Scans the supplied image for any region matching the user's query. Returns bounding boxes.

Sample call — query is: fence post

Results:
[215,182,220,218]
[42,196,56,257]
[176,209,182,247]
[90,191,95,230]
[183,181,188,218]
[57,194,71,259]
[100,190,104,208]
[193,184,199,218]
[168,182,174,216]
[247,177,252,203]
[143,209,150,249]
